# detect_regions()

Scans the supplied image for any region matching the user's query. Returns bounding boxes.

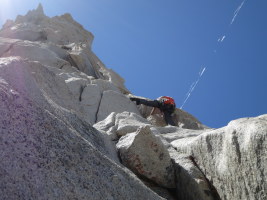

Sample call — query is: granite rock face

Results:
[168,149,215,200]
[0,79,164,200]
[94,108,267,200]
[0,3,266,200]
[171,115,267,200]
[0,5,163,200]
[96,91,140,122]
[96,110,267,200]
[0,4,93,47]
[0,4,132,125]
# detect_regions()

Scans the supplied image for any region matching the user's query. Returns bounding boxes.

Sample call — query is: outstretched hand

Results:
[130,97,140,105]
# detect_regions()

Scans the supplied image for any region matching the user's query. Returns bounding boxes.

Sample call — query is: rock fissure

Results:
[59,63,68,69]
[232,131,242,164]
[189,155,221,200]
[132,172,178,200]
[65,54,79,70]
[61,45,72,50]
[95,92,104,123]
[79,85,86,102]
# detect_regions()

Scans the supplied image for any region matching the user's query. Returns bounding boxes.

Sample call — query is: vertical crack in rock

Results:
[232,131,242,164]
[95,92,104,123]
[61,45,72,50]
[79,85,86,102]
[255,135,265,194]
[59,63,67,69]
[189,156,222,200]
[95,62,106,79]
[206,135,213,153]
[65,54,79,70]
[87,51,104,79]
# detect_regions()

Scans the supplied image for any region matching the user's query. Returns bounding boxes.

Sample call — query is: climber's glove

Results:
[130,97,140,105]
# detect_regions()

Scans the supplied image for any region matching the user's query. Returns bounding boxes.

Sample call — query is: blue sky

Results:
[1,0,266,128]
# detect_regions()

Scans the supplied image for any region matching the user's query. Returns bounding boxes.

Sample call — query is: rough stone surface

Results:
[80,84,102,123]
[116,126,176,188]
[0,38,69,69]
[96,91,141,122]
[94,112,151,141]
[115,112,151,136]
[94,111,206,146]
[168,149,215,200]
[94,112,172,141]
[91,78,120,93]
[173,108,208,130]
[0,4,129,94]
[142,180,177,200]
[0,79,165,200]
[87,50,130,94]
[158,126,207,143]
[171,115,267,200]
[0,4,94,46]
[0,57,99,125]
[147,113,168,127]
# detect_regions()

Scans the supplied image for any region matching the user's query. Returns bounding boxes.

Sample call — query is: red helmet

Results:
[157,96,175,105]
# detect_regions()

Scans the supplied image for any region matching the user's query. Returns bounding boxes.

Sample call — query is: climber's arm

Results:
[130,98,160,108]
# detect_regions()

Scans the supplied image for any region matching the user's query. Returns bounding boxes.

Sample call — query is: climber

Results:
[130,96,176,126]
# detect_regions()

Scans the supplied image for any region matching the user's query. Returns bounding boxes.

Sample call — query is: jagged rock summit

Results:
[2,3,93,46]
[0,4,266,200]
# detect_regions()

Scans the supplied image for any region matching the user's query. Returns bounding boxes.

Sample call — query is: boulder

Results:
[171,115,267,200]
[94,112,151,141]
[94,111,205,143]
[96,91,140,122]
[116,126,176,188]
[115,112,151,137]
